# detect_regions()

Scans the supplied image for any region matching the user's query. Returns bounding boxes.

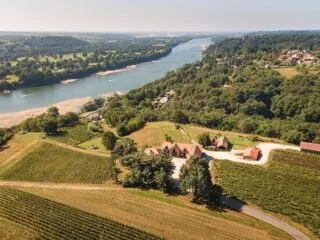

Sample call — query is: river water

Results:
[0,38,211,113]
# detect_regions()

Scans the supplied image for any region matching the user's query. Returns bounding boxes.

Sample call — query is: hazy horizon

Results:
[0,0,319,32]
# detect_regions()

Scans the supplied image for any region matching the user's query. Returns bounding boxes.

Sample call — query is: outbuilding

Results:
[300,142,320,154]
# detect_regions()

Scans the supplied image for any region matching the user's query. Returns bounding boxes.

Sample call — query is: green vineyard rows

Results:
[0,187,160,240]
[50,124,94,145]
[0,142,114,184]
[215,150,320,238]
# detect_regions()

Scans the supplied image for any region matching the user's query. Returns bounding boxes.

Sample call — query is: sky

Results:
[0,0,319,32]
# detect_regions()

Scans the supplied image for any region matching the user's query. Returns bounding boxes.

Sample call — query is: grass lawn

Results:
[213,150,320,239]
[0,187,159,240]
[275,67,299,78]
[129,121,191,148]
[19,187,293,240]
[77,136,111,155]
[182,124,280,149]
[0,142,114,184]
[101,122,117,134]
[0,133,43,171]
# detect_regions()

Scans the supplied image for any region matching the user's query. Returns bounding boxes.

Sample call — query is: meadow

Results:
[213,150,320,238]
[128,121,281,150]
[0,142,114,184]
[18,186,293,240]
[0,187,160,240]
[129,121,191,148]
[0,133,43,172]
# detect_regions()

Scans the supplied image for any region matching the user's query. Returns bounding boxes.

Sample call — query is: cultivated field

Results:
[0,133,42,171]
[0,142,114,184]
[49,124,94,145]
[18,186,293,240]
[213,150,320,238]
[129,122,191,148]
[0,187,159,240]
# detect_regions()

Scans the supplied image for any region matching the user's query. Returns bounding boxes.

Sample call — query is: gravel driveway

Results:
[205,143,300,165]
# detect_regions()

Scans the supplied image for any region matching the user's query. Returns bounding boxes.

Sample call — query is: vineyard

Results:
[0,187,160,240]
[0,142,114,183]
[272,149,320,171]
[214,150,320,238]
[50,124,94,145]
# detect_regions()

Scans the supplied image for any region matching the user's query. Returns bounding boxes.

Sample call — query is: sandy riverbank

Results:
[61,79,78,84]
[96,65,136,76]
[0,97,92,128]
[0,91,124,128]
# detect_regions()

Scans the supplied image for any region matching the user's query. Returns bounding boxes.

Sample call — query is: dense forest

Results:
[102,32,320,144]
[0,34,191,91]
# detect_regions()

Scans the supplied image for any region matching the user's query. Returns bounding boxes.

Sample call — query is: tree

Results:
[38,118,58,135]
[197,132,211,147]
[171,110,189,124]
[180,157,221,206]
[47,107,59,118]
[155,166,174,193]
[116,124,128,137]
[113,167,121,183]
[238,118,258,133]
[113,138,137,157]
[283,130,301,144]
[58,112,78,127]
[165,134,173,142]
[102,131,117,150]
[87,122,103,133]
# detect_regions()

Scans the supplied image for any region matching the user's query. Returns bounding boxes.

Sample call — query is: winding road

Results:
[223,196,309,240]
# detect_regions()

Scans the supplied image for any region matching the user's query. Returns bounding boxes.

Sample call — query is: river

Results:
[0,38,211,114]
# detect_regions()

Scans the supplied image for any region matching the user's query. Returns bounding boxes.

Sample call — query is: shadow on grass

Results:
[0,145,10,152]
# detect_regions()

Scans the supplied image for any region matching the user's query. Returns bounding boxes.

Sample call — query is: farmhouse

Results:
[81,111,102,121]
[152,90,175,106]
[216,136,229,150]
[243,147,261,160]
[161,142,203,159]
[300,142,320,154]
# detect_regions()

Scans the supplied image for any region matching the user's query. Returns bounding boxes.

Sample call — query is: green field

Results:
[49,124,94,145]
[129,122,191,148]
[0,187,160,240]
[213,150,320,238]
[182,124,282,149]
[78,137,110,154]
[0,142,114,184]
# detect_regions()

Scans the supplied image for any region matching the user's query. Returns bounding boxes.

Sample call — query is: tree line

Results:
[0,35,191,91]
[101,32,320,144]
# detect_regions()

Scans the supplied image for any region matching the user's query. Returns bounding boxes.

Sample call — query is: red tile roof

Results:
[176,143,203,158]
[300,142,320,152]
[251,147,261,160]
[216,136,229,149]
[161,142,203,158]
[243,147,261,160]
